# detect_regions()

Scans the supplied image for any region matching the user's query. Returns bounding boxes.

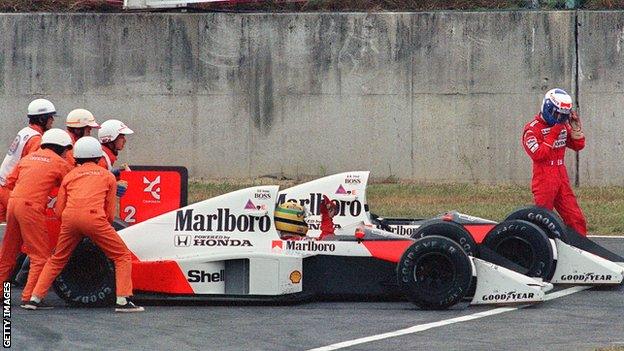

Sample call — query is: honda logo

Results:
[143,176,161,200]
[174,235,191,247]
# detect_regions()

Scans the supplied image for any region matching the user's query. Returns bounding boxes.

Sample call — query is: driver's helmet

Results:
[541,88,572,126]
[275,201,308,237]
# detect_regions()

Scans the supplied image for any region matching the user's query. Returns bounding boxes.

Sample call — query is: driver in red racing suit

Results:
[522,88,587,236]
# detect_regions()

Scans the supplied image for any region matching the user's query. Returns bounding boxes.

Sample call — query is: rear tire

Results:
[504,206,569,242]
[397,236,473,310]
[482,219,555,280]
[53,238,115,307]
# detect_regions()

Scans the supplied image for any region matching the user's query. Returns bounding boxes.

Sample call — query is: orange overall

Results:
[0,148,71,301]
[0,125,43,222]
[32,162,133,299]
[64,134,78,167]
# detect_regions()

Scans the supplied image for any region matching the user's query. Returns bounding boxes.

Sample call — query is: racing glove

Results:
[569,110,584,139]
[116,180,128,198]
[319,195,337,240]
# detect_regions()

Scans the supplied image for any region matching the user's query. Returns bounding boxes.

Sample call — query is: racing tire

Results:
[397,235,473,310]
[52,219,129,307]
[482,219,555,280]
[411,220,479,257]
[504,206,569,242]
[53,238,116,307]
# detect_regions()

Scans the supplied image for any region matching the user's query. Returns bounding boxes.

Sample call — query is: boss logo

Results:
[254,192,271,200]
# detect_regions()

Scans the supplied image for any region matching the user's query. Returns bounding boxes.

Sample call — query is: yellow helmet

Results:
[275,201,308,236]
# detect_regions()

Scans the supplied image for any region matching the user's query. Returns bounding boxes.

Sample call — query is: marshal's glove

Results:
[116,180,128,198]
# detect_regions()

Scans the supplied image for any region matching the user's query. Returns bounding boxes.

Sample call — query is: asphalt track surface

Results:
[4,231,624,351]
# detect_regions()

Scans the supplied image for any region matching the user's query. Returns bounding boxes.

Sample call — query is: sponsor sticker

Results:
[285,240,336,252]
[254,189,272,200]
[289,270,302,284]
[271,240,283,251]
[559,273,612,282]
[143,176,161,201]
[335,185,347,195]
[187,269,225,283]
[175,234,252,247]
[244,200,256,210]
[344,174,362,184]
[7,136,19,156]
[278,193,363,218]
[481,291,535,302]
[174,235,192,247]
[388,224,419,236]
[175,208,271,233]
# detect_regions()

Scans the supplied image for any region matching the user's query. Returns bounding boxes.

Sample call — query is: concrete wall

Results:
[0,12,621,185]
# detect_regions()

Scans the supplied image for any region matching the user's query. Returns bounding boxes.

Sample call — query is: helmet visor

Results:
[554,106,571,115]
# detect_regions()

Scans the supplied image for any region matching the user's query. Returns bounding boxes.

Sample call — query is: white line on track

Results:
[588,235,624,239]
[307,286,591,351]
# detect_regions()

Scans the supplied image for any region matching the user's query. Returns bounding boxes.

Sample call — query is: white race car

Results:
[52,174,560,310]
[277,172,624,286]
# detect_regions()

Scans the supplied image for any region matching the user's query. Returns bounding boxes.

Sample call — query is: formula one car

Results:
[51,181,554,310]
[276,172,624,286]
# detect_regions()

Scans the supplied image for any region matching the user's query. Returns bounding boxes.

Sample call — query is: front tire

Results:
[397,236,473,310]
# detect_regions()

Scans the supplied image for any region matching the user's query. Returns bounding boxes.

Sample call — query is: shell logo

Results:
[289,270,302,284]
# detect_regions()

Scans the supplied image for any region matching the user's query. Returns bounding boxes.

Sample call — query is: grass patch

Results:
[595,346,624,351]
[188,179,624,235]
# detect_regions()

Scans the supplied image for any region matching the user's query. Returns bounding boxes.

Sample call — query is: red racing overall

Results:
[522,114,587,235]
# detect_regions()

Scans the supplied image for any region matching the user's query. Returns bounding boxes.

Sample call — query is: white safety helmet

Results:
[98,119,134,143]
[74,136,104,159]
[41,128,72,148]
[66,109,99,129]
[27,98,57,117]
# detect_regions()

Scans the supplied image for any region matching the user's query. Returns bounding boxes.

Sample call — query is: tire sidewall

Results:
[53,238,116,307]
[483,219,555,279]
[505,206,569,242]
[398,235,473,309]
[412,220,479,257]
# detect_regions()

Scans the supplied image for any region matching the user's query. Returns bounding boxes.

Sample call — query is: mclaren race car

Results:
[277,172,624,286]
[50,179,556,310]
